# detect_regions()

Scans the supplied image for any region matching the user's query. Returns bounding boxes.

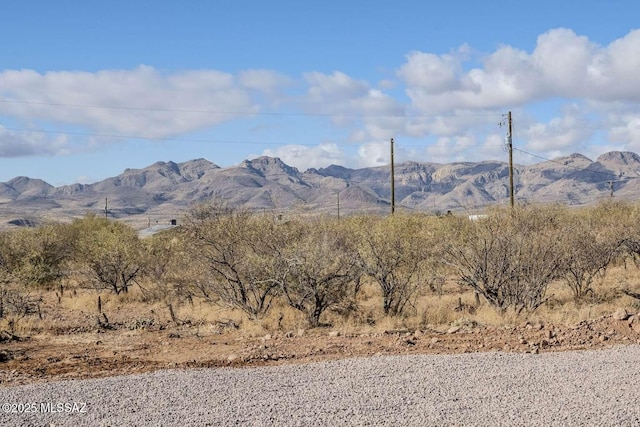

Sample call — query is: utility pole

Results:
[390,137,395,215]
[507,112,515,208]
[104,197,108,220]
[609,180,614,198]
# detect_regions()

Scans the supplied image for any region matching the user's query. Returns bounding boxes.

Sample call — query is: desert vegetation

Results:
[2,201,640,338]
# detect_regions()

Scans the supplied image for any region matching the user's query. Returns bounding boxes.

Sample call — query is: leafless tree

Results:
[561,217,624,299]
[182,203,284,319]
[444,206,564,313]
[353,215,427,316]
[279,219,362,327]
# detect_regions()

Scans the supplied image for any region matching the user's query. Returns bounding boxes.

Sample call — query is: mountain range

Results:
[2,151,640,229]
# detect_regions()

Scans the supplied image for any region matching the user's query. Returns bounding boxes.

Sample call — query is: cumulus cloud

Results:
[609,115,640,147]
[2,26,640,168]
[523,106,595,152]
[261,142,346,170]
[238,69,292,96]
[397,50,464,94]
[0,66,289,139]
[398,28,640,115]
[301,71,404,125]
[387,27,640,166]
[0,126,68,157]
[356,141,390,167]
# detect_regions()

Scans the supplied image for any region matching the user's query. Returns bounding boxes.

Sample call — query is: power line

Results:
[0,98,503,119]
[513,147,621,181]
[0,126,505,148]
[0,126,306,146]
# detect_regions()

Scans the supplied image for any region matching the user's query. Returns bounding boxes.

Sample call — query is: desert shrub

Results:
[615,202,640,273]
[70,214,144,294]
[0,284,40,322]
[278,218,362,327]
[138,229,187,303]
[181,203,285,319]
[351,214,430,316]
[559,202,627,299]
[443,205,565,313]
[0,224,74,289]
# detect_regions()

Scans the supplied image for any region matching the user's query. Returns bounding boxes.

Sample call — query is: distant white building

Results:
[468,214,489,221]
[138,220,178,238]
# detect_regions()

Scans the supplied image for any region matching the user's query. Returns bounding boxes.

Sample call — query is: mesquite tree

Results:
[560,209,624,299]
[444,206,565,313]
[352,215,427,316]
[71,215,144,295]
[279,219,361,327]
[182,204,284,319]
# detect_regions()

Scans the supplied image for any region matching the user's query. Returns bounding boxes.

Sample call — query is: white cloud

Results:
[609,115,640,146]
[261,142,345,170]
[397,51,462,94]
[301,71,404,127]
[238,69,292,96]
[0,126,68,157]
[398,28,640,115]
[75,175,93,185]
[523,106,595,152]
[354,140,418,168]
[0,66,283,138]
[2,27,640,167]
[356,141,389,167]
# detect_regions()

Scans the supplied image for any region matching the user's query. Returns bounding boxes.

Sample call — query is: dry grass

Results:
[5,263,640,338]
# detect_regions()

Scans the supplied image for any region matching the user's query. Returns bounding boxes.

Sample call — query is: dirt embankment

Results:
[1,309,640,387]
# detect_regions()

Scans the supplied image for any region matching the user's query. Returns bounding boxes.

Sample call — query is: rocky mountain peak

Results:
[596,151,640,165]
[2,150,640,229]
[243,156,301,178]
[7,176,53,192]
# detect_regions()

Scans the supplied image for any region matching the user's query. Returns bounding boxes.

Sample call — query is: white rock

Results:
[613,308,630,321]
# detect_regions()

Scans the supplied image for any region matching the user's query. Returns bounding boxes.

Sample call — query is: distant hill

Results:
[1,151,639,229]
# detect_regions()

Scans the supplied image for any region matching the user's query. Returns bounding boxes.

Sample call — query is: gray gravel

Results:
[1,345,640,426]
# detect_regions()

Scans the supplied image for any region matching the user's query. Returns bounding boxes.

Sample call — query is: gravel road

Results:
[1,345,640,426]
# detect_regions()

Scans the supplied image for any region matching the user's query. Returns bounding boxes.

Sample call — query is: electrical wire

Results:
[0,126,505,148]
[513,147,622,181]
[0,98,503,119]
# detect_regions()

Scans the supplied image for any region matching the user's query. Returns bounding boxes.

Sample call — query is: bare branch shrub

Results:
[0,285,40,320]
[351,214,429,316]
[443,206,565,313]
[182,203,284,319]
[278,219,362,327]
[138,229,187,303]
[560,202,627,299]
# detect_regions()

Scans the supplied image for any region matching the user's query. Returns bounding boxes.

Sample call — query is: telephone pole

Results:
[507,112,515,208]
[390,138,395,215]
[609,180,614,198]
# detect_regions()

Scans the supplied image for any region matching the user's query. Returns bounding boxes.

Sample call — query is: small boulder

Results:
[613,308,630,321]
[447,326,461,334]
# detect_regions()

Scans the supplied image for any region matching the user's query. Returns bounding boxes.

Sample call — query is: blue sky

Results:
[1,0,639,185]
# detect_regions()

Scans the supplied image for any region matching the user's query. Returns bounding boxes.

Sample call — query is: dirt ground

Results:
[2,309,640,387]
